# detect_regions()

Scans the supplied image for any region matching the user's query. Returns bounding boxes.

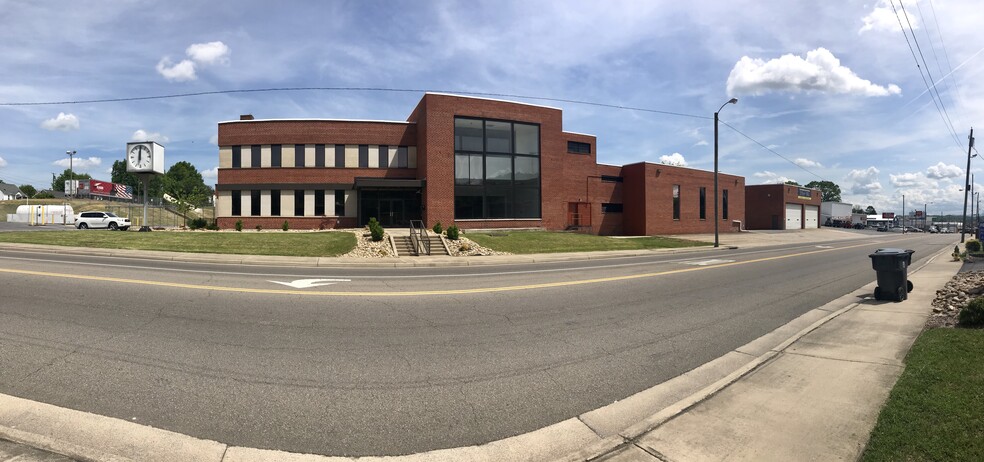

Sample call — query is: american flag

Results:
[114,184,133,200]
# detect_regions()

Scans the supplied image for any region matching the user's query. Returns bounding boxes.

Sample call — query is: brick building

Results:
[215,93,745,235]
[744,184,822,230]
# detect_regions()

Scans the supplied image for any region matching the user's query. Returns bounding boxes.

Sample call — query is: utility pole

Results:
[66,150,77,197]
[902,194,906,233]
[962,128,975,243]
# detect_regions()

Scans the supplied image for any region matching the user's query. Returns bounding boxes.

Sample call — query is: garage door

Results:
[804,205,819,229]
[785,203,802,229]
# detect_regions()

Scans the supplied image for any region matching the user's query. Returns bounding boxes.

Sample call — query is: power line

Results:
[718,120,825,181]
[918,0,962,128]
[0,87,710,120]
[892,0,963,151]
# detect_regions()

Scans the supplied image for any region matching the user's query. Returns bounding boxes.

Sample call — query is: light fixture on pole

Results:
[66,150,76,197]
[714,97,738,248]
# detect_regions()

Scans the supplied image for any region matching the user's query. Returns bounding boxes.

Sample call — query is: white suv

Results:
[75,211,131,230]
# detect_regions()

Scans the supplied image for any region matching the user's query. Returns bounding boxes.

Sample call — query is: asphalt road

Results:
[0,233,956,456]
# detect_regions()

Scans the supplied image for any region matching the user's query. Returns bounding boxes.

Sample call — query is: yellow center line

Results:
[0,237,912,297]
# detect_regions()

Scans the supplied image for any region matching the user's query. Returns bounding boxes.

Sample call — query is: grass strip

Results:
[0,231,356,257]
[464,230,709,254]
[861,328,984,462]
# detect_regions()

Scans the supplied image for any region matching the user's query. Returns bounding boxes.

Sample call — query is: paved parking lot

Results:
[0,222,76,232]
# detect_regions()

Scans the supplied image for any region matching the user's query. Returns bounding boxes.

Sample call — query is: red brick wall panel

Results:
[218,120,416,146]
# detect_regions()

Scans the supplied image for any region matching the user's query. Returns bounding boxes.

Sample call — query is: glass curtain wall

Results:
[454,117,540,219]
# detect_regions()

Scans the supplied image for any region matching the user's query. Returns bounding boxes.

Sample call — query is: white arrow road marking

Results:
[268,278,351,289]
[816,245,834,249]
[680,259,736,266]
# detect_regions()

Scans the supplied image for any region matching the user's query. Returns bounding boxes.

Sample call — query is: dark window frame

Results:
[314,189,325,216]
[250,145,261,168]
[335,189,345,216]
[567,141,591,154]
[601,203,623,213]
[271,144,282,168]
[231,190,241,216]
[378,145,389,168]
[723,189,729,220]
[699,187,707,220]
[672,185,681,220]
[270,189,281,216]
[600,175,623,183]
[232,146,241,168]
[250,190,260,216]
[294,190,304,216]
[358,145,369,168]
[335,145,345,168]
[294,144,305,167]
[315,144,326,168]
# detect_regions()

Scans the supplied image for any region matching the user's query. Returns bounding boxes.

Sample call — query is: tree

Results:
[804,180,842,202]
[19,184,37,198]
[784,180,800,186]
[865,205,877,215]
[34,191,54,199]
[163,161,211,215]
[852,205,864,214]
[52,169,91,192]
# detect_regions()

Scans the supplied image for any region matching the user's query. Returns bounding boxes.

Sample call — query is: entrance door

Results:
[359,189,421,227]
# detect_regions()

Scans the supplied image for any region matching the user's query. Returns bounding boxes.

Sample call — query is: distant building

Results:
[0,182,25,200]
[215,93,746,235]
[744,184,822,230]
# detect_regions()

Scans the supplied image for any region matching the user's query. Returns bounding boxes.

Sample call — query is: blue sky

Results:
[1,0,982,215]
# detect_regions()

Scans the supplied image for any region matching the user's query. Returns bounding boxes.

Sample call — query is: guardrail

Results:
[409,220,431,256]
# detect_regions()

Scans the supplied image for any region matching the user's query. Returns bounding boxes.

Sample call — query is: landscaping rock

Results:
[926,270,984,328]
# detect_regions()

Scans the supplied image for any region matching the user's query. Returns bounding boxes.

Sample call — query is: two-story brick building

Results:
[215,93,745,235]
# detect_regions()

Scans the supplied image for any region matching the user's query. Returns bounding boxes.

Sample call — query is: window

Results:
[335,145,345,167]
[673,185,680,220]
[232,146,241,168]
[699,187,707,220]
[270,145,281,168]
[723,189,729,220]
[335,190,345,216]
[270,190,281,216]
[315,144,326,167]
[601,175,623,183]
[250,190,260,216]
[602,203,623,213]
[250,145,261,168]
[397,146,408,168]
[568,141,591,154]
[295,144,304,167]
[294,190,304,216]
[378,145,389,167]
[314,190,325,215]
[358,145,369,168]
[454,117,541,220]
[231,190,241,216]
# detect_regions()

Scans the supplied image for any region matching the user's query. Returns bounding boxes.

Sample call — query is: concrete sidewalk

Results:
[0,239,958,462]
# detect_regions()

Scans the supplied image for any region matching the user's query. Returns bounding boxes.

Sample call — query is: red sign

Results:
[89,180,112,195]
[915,211,924,218]
[882,212,895,219]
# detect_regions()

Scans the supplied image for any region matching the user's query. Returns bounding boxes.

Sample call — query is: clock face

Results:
[128,144,153,170]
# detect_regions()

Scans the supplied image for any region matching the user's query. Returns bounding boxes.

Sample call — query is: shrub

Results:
[967,239,982,253]
[368,217,384,242]
[188,217,207,230]
[282,220,290,231]
[255,224,263,231]
[446,224,460,240]
[459,242,472,252]
[235,219,243,232]
[959,297,984,327]
[433,221,443,234]
[206,221,220,231]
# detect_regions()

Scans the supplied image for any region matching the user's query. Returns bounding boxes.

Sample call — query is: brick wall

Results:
[745,184,821,230]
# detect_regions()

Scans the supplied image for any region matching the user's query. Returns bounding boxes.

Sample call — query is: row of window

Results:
[229,144,414,169]
[671,186,729,220]
[230,189,346,217]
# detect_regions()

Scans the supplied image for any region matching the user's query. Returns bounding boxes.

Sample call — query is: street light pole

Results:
[961,128,974,243]
[66,150,76,197]
[714,97,738,248]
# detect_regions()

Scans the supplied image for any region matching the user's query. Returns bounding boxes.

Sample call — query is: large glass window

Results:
[294,190,304,216]
[454,117,541,219]
[314,190,325,215]
[673,185,680,220]
[232,146,241,168]
[335,190,345,216]
[295,145,304,167]
[250,190,260,216]
[334,145,345,167]
[315,145,326,167]
[231,190,241,215]
[270,190,281,216]
[271,145,282,168]
[251,146,261,168]
[358,145,369,168]
[723,189,729,220]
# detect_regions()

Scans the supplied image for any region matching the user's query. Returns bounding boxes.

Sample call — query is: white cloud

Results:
[186,41,230,65]
[847,166,883,194]
[658,152,687,166]
[131,129,169,143]
[753,170,793,184]
[0,155,7,167]
[694,140,708,147]
[890,172,923,187]
[793,158,822,168]
[200,166,218,181]
[40,112,80,131]
[53,156,101,169]
[156,57,197,81]
[726,47,902,97]
[860,0,919,35]
[926,162,963,179]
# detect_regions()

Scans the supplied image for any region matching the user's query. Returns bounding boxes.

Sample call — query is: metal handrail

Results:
[409,220,431,255]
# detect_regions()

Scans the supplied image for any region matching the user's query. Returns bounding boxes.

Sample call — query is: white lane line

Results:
[680,259,736,266]
[268,278,351,289]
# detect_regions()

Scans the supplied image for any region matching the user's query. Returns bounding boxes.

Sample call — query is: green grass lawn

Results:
[0,231,356,257]
[464,230,709,254]
[861,328,984,462]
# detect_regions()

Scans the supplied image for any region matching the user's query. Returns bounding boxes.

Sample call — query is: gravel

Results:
[926,270,984,329]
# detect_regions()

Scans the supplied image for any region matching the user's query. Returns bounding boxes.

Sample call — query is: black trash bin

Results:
[869,248,915,302]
